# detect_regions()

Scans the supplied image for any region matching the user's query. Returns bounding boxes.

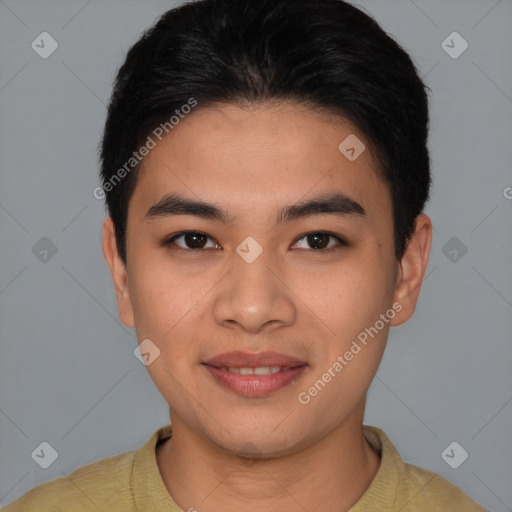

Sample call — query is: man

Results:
[4,0,488,510]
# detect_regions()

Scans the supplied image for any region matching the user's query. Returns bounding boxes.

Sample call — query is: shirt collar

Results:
[131,424,402,511]
[349,425,402,510]
[132,424,179,512]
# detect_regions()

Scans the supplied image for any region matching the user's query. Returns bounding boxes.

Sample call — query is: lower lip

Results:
[203,365,307,397]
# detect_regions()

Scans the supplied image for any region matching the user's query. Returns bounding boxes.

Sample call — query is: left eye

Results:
[292,232,346,251]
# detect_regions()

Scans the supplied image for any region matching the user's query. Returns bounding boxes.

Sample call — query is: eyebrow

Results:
[144,192,366,224]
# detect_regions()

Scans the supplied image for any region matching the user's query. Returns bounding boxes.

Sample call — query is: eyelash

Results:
[162,230,348,254]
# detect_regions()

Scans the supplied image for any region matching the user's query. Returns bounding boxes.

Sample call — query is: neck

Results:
[156,403,381,512]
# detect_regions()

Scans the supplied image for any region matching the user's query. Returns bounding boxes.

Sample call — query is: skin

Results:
[103,102,432,512]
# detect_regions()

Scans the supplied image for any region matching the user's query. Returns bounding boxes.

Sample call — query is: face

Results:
[103,102,431,458]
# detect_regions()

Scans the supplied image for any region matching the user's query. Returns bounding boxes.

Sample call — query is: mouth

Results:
[202,351,308,397]
[203,350,307,368]
[208,365,301,375]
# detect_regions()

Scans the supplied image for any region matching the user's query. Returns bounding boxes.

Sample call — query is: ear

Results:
[390,213,432,326]
[102,217,135,328]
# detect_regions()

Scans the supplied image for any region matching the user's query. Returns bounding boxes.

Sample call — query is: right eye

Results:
[162,231,222,251]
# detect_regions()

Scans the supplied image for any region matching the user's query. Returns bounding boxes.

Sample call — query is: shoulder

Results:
[397,462,489,511]
[2,450,137,512]
[359,425,489,511]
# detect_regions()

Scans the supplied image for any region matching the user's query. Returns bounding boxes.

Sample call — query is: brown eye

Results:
[183,232,208,249]
[307,233,330,249]
[164,231,220,251]
[292,232,347,251]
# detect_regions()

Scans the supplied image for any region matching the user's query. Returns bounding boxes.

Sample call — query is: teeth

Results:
[224,366,286,375]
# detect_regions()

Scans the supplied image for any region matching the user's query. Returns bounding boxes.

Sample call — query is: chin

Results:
[200,416,309,458]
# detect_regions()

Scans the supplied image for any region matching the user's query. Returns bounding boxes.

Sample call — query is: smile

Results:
[216,366,294,375]
[202,363,307,397]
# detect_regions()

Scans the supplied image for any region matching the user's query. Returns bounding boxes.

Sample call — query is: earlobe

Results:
[390,214,432,327]
[102,217,135,328]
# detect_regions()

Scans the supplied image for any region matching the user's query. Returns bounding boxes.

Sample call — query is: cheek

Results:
[129,256,205,335]
[129,266,199,386]
[295,259,390,332]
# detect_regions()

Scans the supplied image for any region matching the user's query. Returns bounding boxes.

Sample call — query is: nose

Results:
[212,243,296,334]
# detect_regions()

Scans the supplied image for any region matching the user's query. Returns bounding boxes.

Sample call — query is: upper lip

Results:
[203,351,307,368]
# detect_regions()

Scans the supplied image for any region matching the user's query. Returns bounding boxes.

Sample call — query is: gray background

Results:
[0,0,511,510]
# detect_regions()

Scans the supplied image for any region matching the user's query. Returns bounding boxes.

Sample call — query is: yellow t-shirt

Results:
[3,425,488,511]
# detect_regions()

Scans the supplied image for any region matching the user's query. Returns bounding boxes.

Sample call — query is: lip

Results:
[203,350,307,368]
[203,365,307,397]
[202,351,308,398]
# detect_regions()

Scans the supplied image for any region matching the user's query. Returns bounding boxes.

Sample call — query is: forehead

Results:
[130,102,391,224]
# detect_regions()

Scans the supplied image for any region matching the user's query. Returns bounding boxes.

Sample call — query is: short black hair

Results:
[99,0,431,265]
